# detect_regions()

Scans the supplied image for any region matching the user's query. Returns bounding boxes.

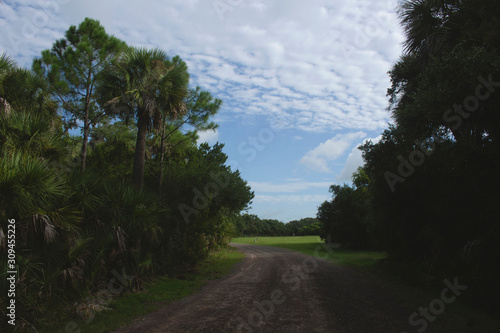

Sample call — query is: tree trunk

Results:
[158,118,166,195]
[81,118,89,171]
[81,73,93,172]
[0,97,11,116]
[133,112,148,190]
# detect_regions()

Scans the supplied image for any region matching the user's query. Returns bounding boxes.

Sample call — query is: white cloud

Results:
[336,135,382,183]
[285,178,303,182]
[336,147,365,183]
[299,131,366,172]
[249,181,332,193]
[254,194,329,205]
[197,129,219,145]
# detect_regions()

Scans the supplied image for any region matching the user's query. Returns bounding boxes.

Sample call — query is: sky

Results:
[0,0,405,222]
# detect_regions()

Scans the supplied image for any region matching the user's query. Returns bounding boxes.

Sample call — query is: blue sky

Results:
[0,0,404,222]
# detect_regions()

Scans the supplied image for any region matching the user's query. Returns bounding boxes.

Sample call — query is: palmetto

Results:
[0,110,66,161]
[0,55,85,324]
[0,153,83,321]
[1,53,55,117]
[0,53,15,114]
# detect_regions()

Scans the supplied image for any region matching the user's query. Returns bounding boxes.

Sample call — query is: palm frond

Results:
[0,52,16,75]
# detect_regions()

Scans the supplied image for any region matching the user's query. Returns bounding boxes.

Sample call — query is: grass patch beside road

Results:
[231,236,385,268]
[43,246,244,333]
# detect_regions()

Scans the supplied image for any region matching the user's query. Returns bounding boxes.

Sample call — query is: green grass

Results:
[231,236,385,268]
[42,246,244,333]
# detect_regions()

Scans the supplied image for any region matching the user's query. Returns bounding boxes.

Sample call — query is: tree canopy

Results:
[33,17,126,170]
[317,0,500,309]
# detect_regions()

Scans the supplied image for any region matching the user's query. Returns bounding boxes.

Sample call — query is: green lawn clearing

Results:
[231,236,385,268]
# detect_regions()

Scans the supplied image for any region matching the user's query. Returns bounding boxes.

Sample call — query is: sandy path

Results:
[112,244,419,332]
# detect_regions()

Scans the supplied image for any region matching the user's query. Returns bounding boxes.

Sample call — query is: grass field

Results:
[42,247,244,333]
[231,236,386,268]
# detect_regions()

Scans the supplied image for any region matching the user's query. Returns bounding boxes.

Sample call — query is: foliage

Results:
[233,215,320,237]
[0,110,66,161]
[0,152,82,328]
[86,121,136,180]
[156,142,254,266]
[168,86,221,147]
[317,168,373,250]
[39,247,244,333]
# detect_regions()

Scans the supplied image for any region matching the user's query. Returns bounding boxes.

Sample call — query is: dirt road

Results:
[113,244,418,332]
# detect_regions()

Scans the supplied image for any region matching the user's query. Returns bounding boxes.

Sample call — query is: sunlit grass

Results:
[231,236,385,267]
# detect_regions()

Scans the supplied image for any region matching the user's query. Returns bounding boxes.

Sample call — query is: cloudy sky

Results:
[0,0,404,222]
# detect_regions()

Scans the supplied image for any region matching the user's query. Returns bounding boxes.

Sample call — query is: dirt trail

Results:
[112,244,419,332]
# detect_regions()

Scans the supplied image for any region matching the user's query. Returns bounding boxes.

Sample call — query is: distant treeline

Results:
[234,215,320,237]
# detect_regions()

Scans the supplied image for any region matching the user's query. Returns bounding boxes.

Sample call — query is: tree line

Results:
[0,18,253,330]
[317,0,500,309]
[234,215,320,237]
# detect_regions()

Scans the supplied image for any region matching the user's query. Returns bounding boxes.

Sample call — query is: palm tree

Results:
[0,53,15,115]
[399,0,459,56]
[1,53,57,119]
[399,0,500,59]
[99,48,189,189]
